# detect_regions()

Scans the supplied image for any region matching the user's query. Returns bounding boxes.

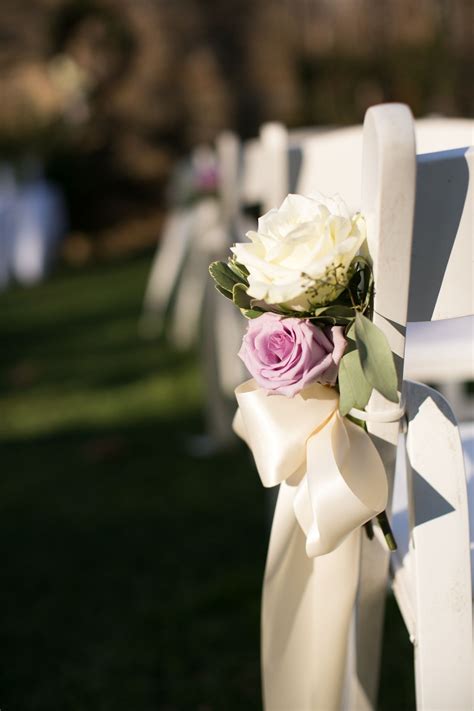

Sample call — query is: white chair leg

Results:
[404,381,472,710]
[350,533,390,710]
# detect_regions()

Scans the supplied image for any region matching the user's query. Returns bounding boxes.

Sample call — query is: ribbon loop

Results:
[234,379,388,558]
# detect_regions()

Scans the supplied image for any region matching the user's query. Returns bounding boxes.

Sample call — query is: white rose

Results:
[231,193,366,312]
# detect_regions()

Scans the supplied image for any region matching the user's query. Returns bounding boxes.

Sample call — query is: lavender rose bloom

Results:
[238,312,346,397]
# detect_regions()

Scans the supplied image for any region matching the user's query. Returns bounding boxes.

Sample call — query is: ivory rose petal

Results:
[231,193,366,311]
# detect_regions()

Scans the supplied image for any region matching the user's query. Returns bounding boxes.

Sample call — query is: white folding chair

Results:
[140,145,219,343]
[139,207,195,339]
[352,105,473,710]
[254,108,473,707]
[199,131,247,448]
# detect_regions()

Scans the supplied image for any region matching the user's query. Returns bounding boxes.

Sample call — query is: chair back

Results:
[391,380,472,709]
[360,104,473,709]
[409,146,473,321]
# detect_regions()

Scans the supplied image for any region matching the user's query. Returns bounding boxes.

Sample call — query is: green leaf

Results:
[232,283,252,309]
[242,309,264,319]
[228,260,250,282]
[346,256,374,314]
[209,261,240,294]
[345,321,356,341]
[354,313,398,403]
[310,304,356,327]
[338,349,373,416]
[313,305,356,319]
[214,283,234,300]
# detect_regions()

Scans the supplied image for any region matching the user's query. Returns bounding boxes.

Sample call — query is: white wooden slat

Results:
[393,414,474,619]
[296,125,363,212]
[216,131,240,228]
[404,316,474,382]
[404,381,472,710]
[295,118,474,214]
[259,122,288,213]
[352,103,417,709]
[408,146,474,322]
[391,432,417,640]
[240,138,263,206]
[140,208,194,336]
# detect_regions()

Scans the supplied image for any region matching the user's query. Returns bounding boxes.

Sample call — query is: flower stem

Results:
[376,510,397,551]
[363,520,374,540]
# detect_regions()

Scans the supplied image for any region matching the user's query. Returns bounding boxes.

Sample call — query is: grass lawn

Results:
[0,255,414,710]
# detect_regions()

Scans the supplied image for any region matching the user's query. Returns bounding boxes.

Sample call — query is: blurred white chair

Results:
[140,145,219,343]
[199,131,246,448]
[12,177,66,286]
[139,207,195,339]
[0,162,65,289]
[0,164,17,290]
[141,133,253,449]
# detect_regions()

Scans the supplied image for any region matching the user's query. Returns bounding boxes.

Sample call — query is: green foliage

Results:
[310,304,356,327]
[227,259,250,281]
[242,309,265,319]
[208,260,242,298]
[354,312,398,403]
[209,259,260,316]
[232,283,252,309]
[347,256,374,314]
[338,348,373,416]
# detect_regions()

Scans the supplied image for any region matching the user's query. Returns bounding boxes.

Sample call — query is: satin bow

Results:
[233,379,387,558]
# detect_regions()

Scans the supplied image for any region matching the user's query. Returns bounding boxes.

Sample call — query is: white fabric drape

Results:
[234,380,388,710]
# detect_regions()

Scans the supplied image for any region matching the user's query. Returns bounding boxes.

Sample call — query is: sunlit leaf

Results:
[338,349,373,415]
[354,313,398,403]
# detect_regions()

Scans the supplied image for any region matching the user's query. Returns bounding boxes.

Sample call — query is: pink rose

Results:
[238,312,346,397]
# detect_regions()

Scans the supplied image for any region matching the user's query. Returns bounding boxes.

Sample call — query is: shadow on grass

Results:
[0,414,266,711]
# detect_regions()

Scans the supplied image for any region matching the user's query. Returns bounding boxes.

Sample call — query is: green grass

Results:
[0,255,413,710]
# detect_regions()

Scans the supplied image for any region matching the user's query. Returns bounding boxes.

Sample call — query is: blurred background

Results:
[0,0,472,708]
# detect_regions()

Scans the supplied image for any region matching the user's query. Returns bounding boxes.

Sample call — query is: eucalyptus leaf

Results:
[346,321,356,341]
[338,349,373,416]
[311,315,353,327]
[232,283,252,309]
[354,312,398,403]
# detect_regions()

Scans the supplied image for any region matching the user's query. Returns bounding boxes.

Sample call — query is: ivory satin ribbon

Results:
[233,379,388,711]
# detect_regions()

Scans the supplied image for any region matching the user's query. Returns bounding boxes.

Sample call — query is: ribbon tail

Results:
[262,481,361,711]
[233,381,389,709]
[294,412,388,557]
